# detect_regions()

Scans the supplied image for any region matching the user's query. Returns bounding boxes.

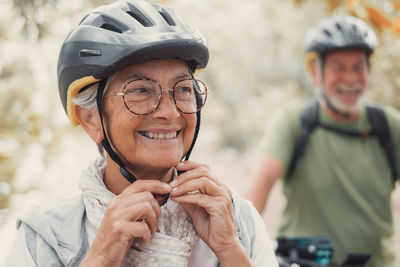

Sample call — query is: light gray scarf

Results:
[79,157,199,267]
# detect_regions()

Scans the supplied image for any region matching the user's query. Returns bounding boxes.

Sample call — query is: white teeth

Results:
[166,132,174,139]
[144,131,178,140]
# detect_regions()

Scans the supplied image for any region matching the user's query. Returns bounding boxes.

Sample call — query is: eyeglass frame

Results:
[104,77,208,115]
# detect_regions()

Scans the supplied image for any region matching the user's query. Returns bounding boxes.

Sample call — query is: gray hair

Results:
[71,74,116,156]
[71,73,116,109]
[71,83,99,109]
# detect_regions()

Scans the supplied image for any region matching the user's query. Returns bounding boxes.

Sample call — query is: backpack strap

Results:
[317,123,369,137]
[286,100,398,183]
[286,98,319,179]
[366,105,398,182]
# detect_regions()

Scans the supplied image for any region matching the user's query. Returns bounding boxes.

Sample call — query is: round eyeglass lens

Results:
[122,79,161,115]
[173,79,207,113]
[121,78,207,115]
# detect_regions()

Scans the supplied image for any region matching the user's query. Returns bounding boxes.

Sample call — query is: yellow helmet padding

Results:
[305,52,319,73]
[193,67,205,76]
[67,76,101,126]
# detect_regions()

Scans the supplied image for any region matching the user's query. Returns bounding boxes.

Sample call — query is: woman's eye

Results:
[127,87,150,94]
[176,86,192,94]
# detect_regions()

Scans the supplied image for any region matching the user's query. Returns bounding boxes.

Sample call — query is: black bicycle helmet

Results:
[304,15,378,56]
[57,0,209,126]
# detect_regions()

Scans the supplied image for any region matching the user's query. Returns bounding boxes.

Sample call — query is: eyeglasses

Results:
[105,78,208,115]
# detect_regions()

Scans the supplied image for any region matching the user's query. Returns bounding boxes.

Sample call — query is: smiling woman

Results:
[94,60,199,181]
[6,0,278,266]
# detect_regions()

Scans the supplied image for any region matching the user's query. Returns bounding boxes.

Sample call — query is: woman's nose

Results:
[151,90,180,119]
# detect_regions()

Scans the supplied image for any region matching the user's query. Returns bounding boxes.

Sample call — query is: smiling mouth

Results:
[335,83,363,95]
[138,131,179,140]
[336,89,361,94]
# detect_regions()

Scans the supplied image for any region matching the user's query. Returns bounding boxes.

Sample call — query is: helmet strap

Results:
[184,111,200,162]
[96,79,137,183]
[183,72,201,162]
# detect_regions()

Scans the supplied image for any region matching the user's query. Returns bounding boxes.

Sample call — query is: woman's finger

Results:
[171,191,232,212]
[170,176,221,197]
[176,160,210,170]
[119,179,171,198]
[114,191,161,219]
[106,199,159,235]
[129,201,158,235]
[123,221,153,243]
[173,162,222,187]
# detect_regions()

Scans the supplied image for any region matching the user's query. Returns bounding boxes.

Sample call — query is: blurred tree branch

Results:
[293,0,400,35]
[12,0,57,40]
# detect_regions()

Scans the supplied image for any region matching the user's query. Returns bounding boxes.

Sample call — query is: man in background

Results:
[247,15,400,267]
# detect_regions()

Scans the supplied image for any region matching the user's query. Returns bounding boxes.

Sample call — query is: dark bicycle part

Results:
[277,255,325,267]
[341,253,371,267]
[275,236,333,266]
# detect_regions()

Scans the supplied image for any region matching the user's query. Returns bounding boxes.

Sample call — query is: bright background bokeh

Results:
[1,0,400,264]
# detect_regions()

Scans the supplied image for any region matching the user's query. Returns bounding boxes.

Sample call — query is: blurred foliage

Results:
[1,0,400,213]
[169,0,400,150]
[10,0,117,40]
[295,0,400,34]
[12,0,57,40]
[0,0,90,213]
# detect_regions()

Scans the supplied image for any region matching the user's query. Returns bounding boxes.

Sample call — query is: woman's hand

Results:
[170,161,251,267]
[80,180,171,267]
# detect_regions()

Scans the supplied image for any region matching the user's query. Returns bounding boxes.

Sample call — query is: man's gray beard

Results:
[317,85,366,115]
[329,92,366,114]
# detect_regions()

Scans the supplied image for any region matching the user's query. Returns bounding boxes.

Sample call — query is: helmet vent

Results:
[335,23,343,32]
[158,8,176,26]
[100,23,122,33]
[351,24,358,33]
[126,11,154,27]
[323,29,332,37]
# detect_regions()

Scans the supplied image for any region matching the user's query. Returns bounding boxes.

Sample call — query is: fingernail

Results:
[169,179,177,187]
[162,183,171,190]
[177,162,184,168]
[171,187,178,194]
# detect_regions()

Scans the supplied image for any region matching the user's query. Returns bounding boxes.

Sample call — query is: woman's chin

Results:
[133,155,183,170]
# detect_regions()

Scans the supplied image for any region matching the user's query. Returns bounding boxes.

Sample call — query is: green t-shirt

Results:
[261,100,400,267]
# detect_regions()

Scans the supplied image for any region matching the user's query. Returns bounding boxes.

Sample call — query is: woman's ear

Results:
[74,105,104,143]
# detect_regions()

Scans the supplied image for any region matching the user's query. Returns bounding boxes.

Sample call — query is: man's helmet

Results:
[57,0,209,126]
[304,15,378,56]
